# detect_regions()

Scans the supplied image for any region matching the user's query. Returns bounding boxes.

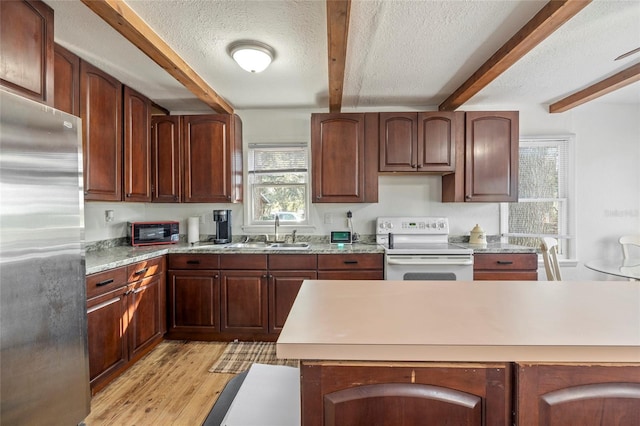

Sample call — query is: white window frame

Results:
[499,135,577,261]
[242,142,313,233]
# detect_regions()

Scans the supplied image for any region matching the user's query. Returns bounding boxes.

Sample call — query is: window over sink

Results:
[245,143,309,227]
[500,135,576,260]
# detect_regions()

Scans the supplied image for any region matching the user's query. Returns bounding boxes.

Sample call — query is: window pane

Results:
[507,201,560,249]
[252,185,306,222]
[251,148,307,172]
[519,145,560,198]
[253,172,307,184]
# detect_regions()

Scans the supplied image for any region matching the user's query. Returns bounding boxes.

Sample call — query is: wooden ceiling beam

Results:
[549,63,640,113]
[439,0,591,111]
[80,0,233,114]
[326,0,351,113]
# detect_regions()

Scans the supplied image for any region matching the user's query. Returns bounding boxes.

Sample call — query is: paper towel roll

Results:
[188,216,199,244]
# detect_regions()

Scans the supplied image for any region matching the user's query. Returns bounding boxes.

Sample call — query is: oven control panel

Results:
[376,217,449,235]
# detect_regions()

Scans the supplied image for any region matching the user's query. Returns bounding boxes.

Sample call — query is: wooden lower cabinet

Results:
[220,269,268,334]
[516,363,640,426]
[270,269,317,332]
[86,256,165,394]
[474,253,538,280]
[167,269,220,334]
[86,286,128,393]
[317,253,384,280]
[300,361,511,426]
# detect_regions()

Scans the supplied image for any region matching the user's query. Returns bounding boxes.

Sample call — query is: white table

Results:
[585,258,640,280]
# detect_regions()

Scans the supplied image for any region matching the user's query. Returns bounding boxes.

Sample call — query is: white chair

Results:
[541,237,562,281]
[619,235,640,259]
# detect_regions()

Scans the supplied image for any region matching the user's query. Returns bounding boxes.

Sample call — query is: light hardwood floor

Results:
[84,340,234,425]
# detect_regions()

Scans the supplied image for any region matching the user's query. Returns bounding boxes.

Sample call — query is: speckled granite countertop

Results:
[85,241,384,275]
[85,239,536,275]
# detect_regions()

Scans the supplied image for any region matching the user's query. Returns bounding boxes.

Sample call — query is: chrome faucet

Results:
[274,215,280,242]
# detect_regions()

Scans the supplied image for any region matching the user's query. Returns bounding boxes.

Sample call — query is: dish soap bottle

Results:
[469,224,487,246]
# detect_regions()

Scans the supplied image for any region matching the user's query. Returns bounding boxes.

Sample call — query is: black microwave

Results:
[127,221,180,246]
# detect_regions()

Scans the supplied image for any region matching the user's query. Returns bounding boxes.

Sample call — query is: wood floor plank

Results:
[84,340,235,425]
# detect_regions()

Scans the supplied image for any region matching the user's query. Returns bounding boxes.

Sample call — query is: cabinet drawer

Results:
[168,254,220,270]
[220,254,268,270]
[269,254,317,270]
[127,256,165,282]
[474,253,537,271]
[318,270,384,280]
[318,254,383,270]
[86,266,127,299]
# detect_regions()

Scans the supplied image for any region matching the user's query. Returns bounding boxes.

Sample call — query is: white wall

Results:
[84,102,640,281]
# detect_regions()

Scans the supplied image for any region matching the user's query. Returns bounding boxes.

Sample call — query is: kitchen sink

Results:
[267,242,310,250]
[226,242,271,249]
[225,242,311,250]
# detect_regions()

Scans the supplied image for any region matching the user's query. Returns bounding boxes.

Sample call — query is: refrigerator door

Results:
[1,90,90,424]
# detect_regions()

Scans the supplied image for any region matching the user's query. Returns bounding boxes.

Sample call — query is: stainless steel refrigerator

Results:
[1,90,91,424]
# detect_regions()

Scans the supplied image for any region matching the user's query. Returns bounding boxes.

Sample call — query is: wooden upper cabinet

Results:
[151,115,182,203]
[311,113,378,203]
[53,43,80,116]
[182,114,243,203]
[123,86,152,202]
[80,60,123,201]
[442,111,519,202]
[417,112,461,172]
[380,112,460,172]
[379,113,416,172]
[0,0,54,105]
[465,111,518,202]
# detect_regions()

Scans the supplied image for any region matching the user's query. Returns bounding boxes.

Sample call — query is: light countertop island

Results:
[277,280,640,363]
[277,280,640,425]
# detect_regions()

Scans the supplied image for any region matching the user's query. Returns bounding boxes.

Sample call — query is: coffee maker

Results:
[212,209,232,244]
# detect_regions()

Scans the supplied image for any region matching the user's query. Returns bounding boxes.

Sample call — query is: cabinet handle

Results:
[186,260,200,265]
[497,261,513,265]
[126,193,131,197]
[411,164,417,168]
[465,195,472,200]
[134,268,148,276]
[96,278,114,287]
[214,274,219,279]
[343,260,358,264]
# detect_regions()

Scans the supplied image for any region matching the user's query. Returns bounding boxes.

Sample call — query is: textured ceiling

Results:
[45,0,640,113]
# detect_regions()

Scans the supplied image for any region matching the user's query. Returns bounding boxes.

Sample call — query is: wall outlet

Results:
[324,213,333,224]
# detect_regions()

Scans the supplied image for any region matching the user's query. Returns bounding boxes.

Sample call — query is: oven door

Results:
[385,254,474,281]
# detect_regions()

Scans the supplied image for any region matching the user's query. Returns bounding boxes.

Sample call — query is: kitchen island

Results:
[277,280,640,425]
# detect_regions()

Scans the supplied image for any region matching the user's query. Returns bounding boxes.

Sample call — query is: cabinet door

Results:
[416,112,461,172]
[311,113,366,202]
[379,112,417,172]
[516,363,640,426]
[0,0,54,105]
[151,115,182,203]
[123,86,152,202]
[183,115,235,203]
[80,60,122,201]
[301,362,511,426]
[127,274,165,361]
[53,43,80,116]
[473,253,538,281]
[465,111,518,202]
[269,270,317,333]
[167,270,220,332]
[220,270,268,334]
[86,287,128,391]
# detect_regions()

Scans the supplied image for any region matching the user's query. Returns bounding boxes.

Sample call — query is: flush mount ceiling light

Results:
[228,41,275,73]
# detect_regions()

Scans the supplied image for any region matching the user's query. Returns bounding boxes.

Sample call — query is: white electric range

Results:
[376,216,474,280]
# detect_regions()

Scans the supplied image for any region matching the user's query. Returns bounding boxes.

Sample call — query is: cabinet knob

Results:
[465,195,472,200]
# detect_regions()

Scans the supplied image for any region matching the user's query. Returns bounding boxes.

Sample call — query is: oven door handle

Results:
[386,257,473,266]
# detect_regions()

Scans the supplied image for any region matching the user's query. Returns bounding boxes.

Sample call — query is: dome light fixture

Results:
[228,41,275,73]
